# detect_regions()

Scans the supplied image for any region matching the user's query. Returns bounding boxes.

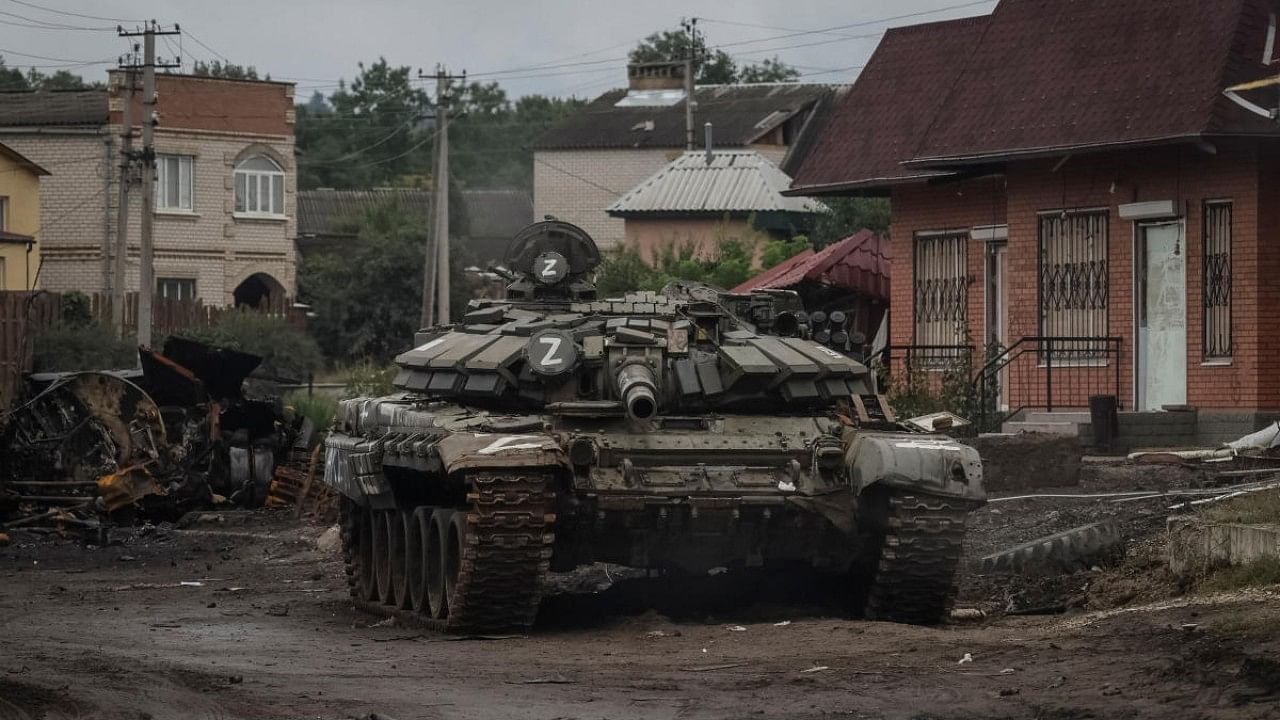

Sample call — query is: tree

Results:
[809,198,891,248]
[0,58,98,91]
[737,57,800,83]
[191,60,261,80]
[298,201,473,363]
[630,30,737,84]
[630,31,799,85]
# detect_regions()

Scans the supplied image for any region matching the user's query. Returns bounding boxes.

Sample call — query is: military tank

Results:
[321,220,985,633]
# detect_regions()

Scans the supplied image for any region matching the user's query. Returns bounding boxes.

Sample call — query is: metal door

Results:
[1136,222,1187,411]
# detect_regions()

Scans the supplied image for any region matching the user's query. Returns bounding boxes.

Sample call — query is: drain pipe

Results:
[704,122,713,165]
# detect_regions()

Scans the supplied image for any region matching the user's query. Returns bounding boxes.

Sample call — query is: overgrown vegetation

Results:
[0,57,101,91]
[594,230,812,296]
[1206,489,1280,526]
[343,362,398,399]
[809,198,891,248]
[629,30,799,85]
[175,312,323,383]
[298,202,474,363]
[285,391,339,431]
[31,292,136,372]
[1200,556,1280,593]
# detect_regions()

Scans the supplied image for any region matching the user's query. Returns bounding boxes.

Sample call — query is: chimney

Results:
[627,61,686,91]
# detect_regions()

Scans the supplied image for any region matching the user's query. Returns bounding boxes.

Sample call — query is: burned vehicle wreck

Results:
[322,220,986,633]
[0,337,292,525]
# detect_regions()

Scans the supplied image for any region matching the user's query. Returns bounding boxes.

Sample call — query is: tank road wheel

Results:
[426,508,454,620]
[407,507,433,614]
[357,505,378,602]
[440,470,556,634]
[388,510,410,609]
[372,510,393,604]
[862,492,970,625]
[338,497,364,599]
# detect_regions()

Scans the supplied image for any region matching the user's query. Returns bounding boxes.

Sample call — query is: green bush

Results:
[31,291,137,372]
[343,361,398,399]
[285,390,339,431]
[175,311,323,383]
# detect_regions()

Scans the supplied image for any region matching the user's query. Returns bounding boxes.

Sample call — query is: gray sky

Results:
[1,0,995,100]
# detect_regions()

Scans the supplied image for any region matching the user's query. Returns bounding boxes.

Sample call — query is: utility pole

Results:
[682,18,700,151]
[418,66,465,327]
[112,58,137,335]
[119,21,180,348]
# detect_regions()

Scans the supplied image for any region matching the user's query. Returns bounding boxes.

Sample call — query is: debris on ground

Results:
[0,338,312,534]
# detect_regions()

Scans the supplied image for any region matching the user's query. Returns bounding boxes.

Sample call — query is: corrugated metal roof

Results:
[608,150,825,216]
[733,229,889,301]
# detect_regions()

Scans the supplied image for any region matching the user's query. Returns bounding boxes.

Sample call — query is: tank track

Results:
[341,470,555,634]
[864,492,971,625]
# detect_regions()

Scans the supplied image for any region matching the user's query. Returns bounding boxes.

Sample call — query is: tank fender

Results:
[323,432,391,502]
[845,432,985,503]
[434,431,568,473]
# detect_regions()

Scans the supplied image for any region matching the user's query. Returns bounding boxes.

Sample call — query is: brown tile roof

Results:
[534,83,848,173]
[0,89,107,127]
[910,0,1280,166]
[788,17,989,195]
[732,229,889,301]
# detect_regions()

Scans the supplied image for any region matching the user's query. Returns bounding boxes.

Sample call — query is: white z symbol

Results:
[538,336,563,366]
[541,258,559,277]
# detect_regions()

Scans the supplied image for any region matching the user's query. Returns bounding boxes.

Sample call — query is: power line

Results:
[180,27,230,64]
[0,8,113,30]
[5,0,141,24]
[534,157,621,195]
[701,0,997,50]
[0,45,114,63]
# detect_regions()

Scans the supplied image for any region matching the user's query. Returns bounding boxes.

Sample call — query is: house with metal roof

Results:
[607,149,824,262]
[787,0,1280,441]
[534,63,847,249]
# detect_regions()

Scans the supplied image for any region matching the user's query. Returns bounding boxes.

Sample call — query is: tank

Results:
[320,220,986,633]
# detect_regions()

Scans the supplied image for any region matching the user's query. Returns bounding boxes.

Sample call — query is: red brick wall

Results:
[110,72,293,137]
[890,141,1272,412]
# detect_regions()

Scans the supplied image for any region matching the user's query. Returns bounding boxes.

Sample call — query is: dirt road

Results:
[1,512,1277,720]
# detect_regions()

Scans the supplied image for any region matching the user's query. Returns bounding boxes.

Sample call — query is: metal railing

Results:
[878,336,1123,433]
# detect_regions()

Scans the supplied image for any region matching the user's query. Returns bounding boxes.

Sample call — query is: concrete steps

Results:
[1002,411,1090,436]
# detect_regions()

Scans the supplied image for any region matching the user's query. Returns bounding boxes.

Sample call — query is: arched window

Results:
[234,154,285,216]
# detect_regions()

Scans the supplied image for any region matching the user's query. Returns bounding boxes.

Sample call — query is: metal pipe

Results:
[617,363,658,421]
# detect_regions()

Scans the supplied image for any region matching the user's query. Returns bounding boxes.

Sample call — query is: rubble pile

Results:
[0,338,300,535]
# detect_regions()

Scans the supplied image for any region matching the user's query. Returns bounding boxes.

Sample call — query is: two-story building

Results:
[0,72,297,306]
[534,63,847,249]
[0,141,47,290]
[789,0,1280,442]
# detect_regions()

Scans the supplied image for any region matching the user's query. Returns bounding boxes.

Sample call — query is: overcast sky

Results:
[1,0,995,100]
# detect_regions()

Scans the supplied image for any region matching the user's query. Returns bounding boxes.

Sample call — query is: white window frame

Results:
[154,154,194,212]
[157,277,197,301]
[234,155,286,218]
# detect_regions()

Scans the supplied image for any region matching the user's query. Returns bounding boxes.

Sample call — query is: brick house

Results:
[534,63,847,249]
[788,0,1280,440]
[0,72,297,306]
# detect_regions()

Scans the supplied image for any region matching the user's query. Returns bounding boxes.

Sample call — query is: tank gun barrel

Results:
[616,363,658,421]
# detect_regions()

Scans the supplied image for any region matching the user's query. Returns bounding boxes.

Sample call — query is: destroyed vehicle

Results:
[1,337,293,524]
[321,220,986,633]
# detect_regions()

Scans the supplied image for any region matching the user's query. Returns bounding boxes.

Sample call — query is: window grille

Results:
[1203,201,1232,359]
[1038,210,1108,354]
[912,232,968,359]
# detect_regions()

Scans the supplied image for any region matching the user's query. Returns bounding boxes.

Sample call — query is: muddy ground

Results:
[2,467,1279,720]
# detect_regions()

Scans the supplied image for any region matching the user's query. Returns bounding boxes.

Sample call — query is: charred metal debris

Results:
[0,337,306,534]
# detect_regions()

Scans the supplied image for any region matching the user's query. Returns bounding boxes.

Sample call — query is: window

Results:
[0,195,8,230]
[1038,210,1108,347]
[157,278,196,301]
[234,155,285,216]
[1203,201,1232,360]
[912,232,969,358]
[154,155,193,211]
[0,257,5,290]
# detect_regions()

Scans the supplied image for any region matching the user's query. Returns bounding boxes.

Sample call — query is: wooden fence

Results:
[0,291,305,409]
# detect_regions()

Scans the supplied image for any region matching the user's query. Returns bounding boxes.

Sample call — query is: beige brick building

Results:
[0,73,297,306]
[534,65,847,250]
